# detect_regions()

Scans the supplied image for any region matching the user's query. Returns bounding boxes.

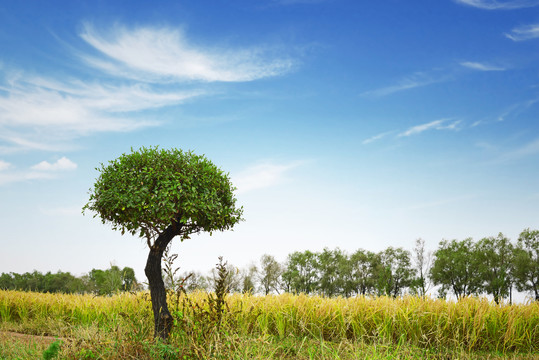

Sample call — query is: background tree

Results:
[513,228,539,301]
[430,238,481,299]
[376,247,414,297]
[240,264,258,294]
[282,250,319,294]
[317,248,346,297]
[83,147,243,339]
[210,262,242,293]
[475,233,513,304]
[0,273,13,290]
[411,238,433,297]
[258,254,282,295]
[349,249,380,296]
[180,271,210,292]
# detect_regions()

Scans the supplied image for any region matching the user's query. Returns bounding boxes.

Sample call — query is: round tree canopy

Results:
[83,147,243,246]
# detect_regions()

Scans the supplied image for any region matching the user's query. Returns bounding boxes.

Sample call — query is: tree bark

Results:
[144,223,181,340]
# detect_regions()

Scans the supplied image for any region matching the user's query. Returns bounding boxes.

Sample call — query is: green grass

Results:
[0,290,537,359]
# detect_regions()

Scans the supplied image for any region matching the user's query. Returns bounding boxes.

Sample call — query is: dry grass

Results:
[0,290,537,359]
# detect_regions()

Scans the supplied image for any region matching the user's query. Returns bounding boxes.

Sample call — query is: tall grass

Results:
[0,289,537,359]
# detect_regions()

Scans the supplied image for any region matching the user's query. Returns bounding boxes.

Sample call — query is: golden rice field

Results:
[0,289,538,359]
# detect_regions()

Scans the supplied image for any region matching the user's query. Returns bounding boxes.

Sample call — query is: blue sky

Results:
[1,0,538,280]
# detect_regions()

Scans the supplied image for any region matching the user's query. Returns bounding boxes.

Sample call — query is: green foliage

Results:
[475,233,513,304]
[513,228,539,301]
[89,265,138,295]
[282,250,319,294]
[375,247,414,298]
[42,340,62,360]
[83,146,243,244]
[430,238,482,299]
[317,248,347,297]
[0,270,85,293]
[348,249,379,296]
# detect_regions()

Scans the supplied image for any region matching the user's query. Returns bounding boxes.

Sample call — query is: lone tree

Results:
[83,147,243,339]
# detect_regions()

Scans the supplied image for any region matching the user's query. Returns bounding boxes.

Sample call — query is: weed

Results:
[41,339,62,360]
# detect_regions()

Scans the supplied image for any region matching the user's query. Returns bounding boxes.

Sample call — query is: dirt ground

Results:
[0,330,60,346]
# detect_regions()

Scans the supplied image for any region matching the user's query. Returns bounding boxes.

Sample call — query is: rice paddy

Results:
[0,289,537,359]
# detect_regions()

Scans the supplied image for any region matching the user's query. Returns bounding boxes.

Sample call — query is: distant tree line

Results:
[2,228,537,303]
[0,265,140,295]
[173,228,538,303]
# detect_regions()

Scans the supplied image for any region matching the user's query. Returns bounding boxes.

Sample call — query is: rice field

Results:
[0,289,537,359]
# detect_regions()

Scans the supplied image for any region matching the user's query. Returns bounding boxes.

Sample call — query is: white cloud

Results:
[505,24,539,41]
[498,98,538,122]
[80,24,295,82]
[361,70,450,97]
[398,119,460,137]
[0,157,77,185]
[0,71,203,152]
[362,131,393,145]
[0,160,11,171]
[454,0,539,9]
[0,22,298,152]
[494,138,539,163]
[460,61,505,71]
[0,75,195,131]
[0,171,55,186]
[233,162,302,194]
[31,157,77,171]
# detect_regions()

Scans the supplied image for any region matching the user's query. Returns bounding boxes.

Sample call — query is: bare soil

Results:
[0,330,60,346]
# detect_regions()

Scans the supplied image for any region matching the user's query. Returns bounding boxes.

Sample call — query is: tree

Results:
[430,238,481,299]
[209,261,242,293]
[513,228,539,301]
[83,147,243,339]
[282,250,319,294]
[411,238,433,297]
[241,264,258,294]
[376,247,414,297]
[258,254,282,295]
[317,248,346,297]
[180,271,210,292]
[475,233,513,304]
[348,249,380,296]
[0,273,13,290]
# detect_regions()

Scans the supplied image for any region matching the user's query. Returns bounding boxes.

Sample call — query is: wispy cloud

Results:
[454,0,539,9]
[0,75,192,132]
[0,73,189,152]
[0,157,77,185]
[496,137,539,162]
[360,70,450,97]
[31,157,77,171]
[362,131,393,145]
[233,161,303,194]
[0,160,11,171]
[0,169,56,186]
[398,119,461,137]
[80,24,295,82]
[460,61,506,71]
[0,22,297,153]
[505,24,539,41]
[497,98,538,122]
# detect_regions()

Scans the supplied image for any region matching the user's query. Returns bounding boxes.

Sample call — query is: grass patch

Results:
[0,290,537,359]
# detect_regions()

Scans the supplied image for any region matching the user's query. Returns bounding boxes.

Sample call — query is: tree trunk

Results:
[144,223,180,340]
